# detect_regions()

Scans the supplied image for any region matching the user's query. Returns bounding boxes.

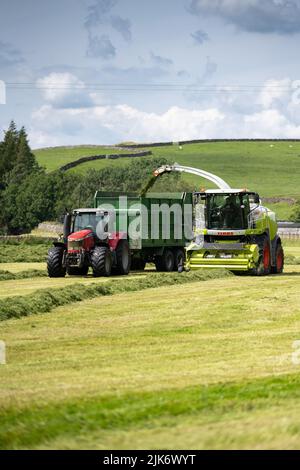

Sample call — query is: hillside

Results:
[33,140,300,219]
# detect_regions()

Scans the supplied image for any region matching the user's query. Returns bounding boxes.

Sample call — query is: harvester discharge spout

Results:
[140,164,231,197]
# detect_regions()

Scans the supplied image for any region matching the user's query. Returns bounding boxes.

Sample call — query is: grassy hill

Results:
[33,141,300,219]
[34,145,131,172]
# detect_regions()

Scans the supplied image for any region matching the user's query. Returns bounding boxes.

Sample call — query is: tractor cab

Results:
[71,209,110,241]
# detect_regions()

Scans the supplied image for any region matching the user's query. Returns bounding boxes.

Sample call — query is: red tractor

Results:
[47,209,131,277]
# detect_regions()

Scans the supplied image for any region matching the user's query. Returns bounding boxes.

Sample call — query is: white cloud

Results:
[29,103,225,147]
[29,74,300,147]
[259,78,291,108]
[36,73,94,108]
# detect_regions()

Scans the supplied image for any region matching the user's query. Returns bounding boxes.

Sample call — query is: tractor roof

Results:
[204,189,248,194]
[74,208,105,213]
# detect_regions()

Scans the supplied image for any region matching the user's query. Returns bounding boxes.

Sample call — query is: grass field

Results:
[34,146,131,172]
[33,141,300,219]
[0,241,300,449]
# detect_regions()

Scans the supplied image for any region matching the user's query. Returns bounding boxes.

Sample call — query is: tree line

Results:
[0,122,189,235]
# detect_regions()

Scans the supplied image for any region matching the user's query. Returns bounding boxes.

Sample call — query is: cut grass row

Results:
[1,373,299,450]
[0,243,50,263]
[1,269,300,449]
[0,269,231,321]
[0,269,47,282]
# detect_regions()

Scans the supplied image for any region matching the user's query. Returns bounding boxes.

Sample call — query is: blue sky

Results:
[1,0,300,147]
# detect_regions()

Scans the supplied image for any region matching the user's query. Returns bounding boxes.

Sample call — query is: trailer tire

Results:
[47,246,66,278]
[173,248,185,271]
[91,246,112,277]
[155,249,174,272]
[271,241,284,274]
[67,266,89,276]
[115,240,131,275]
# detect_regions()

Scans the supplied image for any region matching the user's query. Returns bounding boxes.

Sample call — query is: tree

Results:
[291,201,300,222]
[8,127,39,184]
[0,121,18,188]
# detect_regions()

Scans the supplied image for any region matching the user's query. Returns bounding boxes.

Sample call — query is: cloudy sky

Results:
[1,0,300,148]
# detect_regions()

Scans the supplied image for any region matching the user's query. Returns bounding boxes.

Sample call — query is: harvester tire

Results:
[67,266,89,276]
[173,248,185,271]
[47,246,66,278]
[155,249,174,272]
[115,240,131,275]
[252,235,271,276]
[271,242,284,274]
[91,246,112,277]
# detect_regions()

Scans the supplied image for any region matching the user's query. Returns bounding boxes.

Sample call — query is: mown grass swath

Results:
[0,269,46,281]
[0,269,231,321]
[0,239,52,263]
[1,374,299,449]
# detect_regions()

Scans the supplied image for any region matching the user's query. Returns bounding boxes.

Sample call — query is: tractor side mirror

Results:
[253,193,260,205]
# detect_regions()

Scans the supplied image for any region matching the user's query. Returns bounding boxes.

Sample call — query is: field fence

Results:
[278,228,300,239]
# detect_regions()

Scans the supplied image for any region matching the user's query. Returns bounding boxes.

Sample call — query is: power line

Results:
[5,82,296,89]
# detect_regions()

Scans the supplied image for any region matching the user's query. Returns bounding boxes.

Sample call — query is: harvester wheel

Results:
[262,237,271,275]
[252,235,271,276]
[47,246,66,278]
[173,248,185,271]
[115,240,131,275]
[91,246,112,277]
[271,242,284,274]
[67,266,89,276]
[155,249,174,272]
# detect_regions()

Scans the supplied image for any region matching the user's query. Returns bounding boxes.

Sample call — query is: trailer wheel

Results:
[91,246,112,277]
[271,242,284,274]
[67,266,89,276]
[47,246,66,278]
[115,240,131,275]
[155,249,174,272]
[173,248,185,271]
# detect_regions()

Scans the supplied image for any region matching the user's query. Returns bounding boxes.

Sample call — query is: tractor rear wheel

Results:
[91,246,112,277]
[67,266,89,276]
[47,246,66,278]
[115,240,131,275]
[173,248,185,271]
[271,242,284,274]
[155,249,174,272]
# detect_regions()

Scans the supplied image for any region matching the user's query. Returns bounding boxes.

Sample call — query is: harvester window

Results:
[207,194,248,230]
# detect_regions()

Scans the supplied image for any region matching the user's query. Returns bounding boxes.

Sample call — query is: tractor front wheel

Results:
[91,246,112,277]
[47,246,66,278]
